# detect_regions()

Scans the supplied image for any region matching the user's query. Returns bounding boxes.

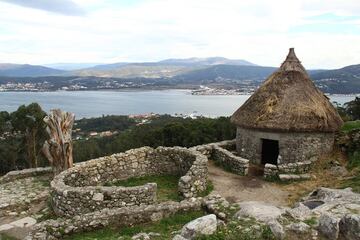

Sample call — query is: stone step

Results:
[279,174,311,181]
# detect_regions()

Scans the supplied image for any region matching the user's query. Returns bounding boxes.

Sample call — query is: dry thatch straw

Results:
[231,48,343,132]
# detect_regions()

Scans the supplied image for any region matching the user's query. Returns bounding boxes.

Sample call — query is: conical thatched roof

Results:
[231,48,343,132]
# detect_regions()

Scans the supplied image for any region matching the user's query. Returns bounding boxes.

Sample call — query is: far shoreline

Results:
[0,88,359,96]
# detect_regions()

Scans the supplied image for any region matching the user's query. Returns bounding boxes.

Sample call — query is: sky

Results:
[0,0,360,69]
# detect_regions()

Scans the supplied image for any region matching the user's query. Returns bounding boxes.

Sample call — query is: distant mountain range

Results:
[0,57,359,93]
[0,63,65,77]
[43,63,102,71]
[311,64,360,93]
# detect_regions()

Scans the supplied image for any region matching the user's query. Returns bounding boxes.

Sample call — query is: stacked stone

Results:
[26,198,203,240]
[277,161,312,174]
[0,167,52,184]
[212,146,249,176]
[202,194,231,220]
[190,140,236,158]
[264,161,313,181]
[51,146,209,217]
[264,164,278,179]
[178,150,208,198]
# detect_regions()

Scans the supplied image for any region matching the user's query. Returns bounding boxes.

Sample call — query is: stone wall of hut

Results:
[235,127,335,165]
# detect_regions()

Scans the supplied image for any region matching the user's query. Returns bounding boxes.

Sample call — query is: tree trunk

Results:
[42,109,75,175]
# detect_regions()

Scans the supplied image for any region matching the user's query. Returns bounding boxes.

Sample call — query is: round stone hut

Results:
[231,48,343,166]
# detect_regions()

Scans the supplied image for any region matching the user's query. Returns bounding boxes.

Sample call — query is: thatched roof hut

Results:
[231,48,343,132]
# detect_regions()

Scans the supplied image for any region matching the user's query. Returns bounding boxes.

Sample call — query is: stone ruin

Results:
[51,146,209,216]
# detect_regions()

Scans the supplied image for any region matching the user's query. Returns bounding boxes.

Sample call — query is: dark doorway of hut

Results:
[261,139,279,165]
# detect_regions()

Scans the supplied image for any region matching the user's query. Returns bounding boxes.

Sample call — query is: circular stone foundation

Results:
[51,146,208,216]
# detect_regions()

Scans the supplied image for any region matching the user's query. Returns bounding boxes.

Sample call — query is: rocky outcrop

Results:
[234,201,286,223]
[179,214,217,239]
[231,188,360,240]
[339,214,360,240]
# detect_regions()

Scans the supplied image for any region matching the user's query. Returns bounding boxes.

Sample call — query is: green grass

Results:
[303,217,318,226]
[341,120,360,133]
[0,234,17,240]
[66,210,205,240]
[105,175,182,202]
[348,151,360,169]
[341,173,360,193]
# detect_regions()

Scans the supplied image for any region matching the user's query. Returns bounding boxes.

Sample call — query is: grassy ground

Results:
[195,218,275,240]
[341,120,360,132]
[66,210,205,240]
[280,150,349,205]
[106,175,182,202]
[0,234,17,240]
[341,171,360,193]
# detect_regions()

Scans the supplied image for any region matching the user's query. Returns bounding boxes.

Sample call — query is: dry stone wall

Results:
[0,167,52,184]
[51,146,208,216]
[264,160,312,180]
[27,199,203,240]
[191,140,249,176]
[212,146,249,175]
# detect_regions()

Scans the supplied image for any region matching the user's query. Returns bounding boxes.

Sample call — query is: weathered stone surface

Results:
[303,188,360,217]
[10,217,37,228]
[268,220,285,240]
[0,176,50,216]
[235,201,285,223]
[0,224,14,232]
[286,203,312,220]
[92,193,104,201]
[286,222,310,234]
[180,214,217,239]
[279,174,311,181]
[339,214,360,240]
[131,232,150,240]
[202,194,230,220]
[318,213,340,240]
[172,234,188,240]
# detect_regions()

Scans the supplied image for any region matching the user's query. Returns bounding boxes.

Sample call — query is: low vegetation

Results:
[341,174,360,193]
[66,210,206,240]
[105,175,182,202]
[341,120,360,132]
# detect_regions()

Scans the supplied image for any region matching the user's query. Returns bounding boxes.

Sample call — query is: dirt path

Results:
[208,161,290,206]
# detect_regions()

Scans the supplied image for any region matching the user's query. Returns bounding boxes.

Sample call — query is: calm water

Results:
[0,90,357,118]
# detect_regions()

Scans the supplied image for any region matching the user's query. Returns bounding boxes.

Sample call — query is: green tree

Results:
[10,103,47,168]
[345,97,360,120]
[0,111,10,134]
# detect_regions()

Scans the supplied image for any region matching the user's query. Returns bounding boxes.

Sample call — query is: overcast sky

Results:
[0,0,359,68]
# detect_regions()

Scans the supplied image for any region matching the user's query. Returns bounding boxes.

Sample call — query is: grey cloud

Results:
[1,0,86,16]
